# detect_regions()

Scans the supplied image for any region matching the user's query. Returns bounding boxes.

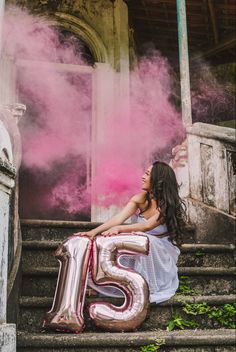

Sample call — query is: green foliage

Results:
[166,311,199,331]
[140,344,159,352]
[166,302,236,331]
[207,303,236,328]
[176,276,195,295]
[140,338,165,352]
[183,302,211,315]
[194,250,205,257]
[181,302,236,329]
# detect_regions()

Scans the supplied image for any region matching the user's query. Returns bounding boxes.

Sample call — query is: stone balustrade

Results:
[0,115,16,351]
[186,122,235,243]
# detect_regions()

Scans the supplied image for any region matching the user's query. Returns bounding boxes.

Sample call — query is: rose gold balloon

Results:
[89,234,149,331]
[43,235,92,333]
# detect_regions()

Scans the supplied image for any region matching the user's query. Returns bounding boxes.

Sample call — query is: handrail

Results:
[187,122,235,144]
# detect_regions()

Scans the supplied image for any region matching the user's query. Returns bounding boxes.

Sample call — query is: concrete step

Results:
[21,266,236,297]
[17,329,236,352]
[21,241,236,269]
[20,219,196,242]
[21,219,101,241]
[18,295,236,333]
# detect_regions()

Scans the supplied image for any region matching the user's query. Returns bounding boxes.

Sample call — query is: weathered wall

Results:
[0,120,15,318]
[187,122,235,243]
[0,117,16,351]
[0,56,16,106]
[6,0,130,70]
[0,324,16,352]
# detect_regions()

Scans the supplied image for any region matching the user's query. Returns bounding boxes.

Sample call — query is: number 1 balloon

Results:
[89,234,149,331]
[42,236,92,333]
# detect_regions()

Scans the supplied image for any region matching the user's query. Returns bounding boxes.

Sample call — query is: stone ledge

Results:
[20,219,102,228]
[22,266,236,277]
[0,159,16,178]
[19,294,236,308]
[20,220,196,236]
[181,243,235,252]
[22,240,235,252]
[17,329,235,348]
[186,122,235,144]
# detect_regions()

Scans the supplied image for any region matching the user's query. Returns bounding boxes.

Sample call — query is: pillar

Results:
[0,117,16,351]
[176,0,192,126]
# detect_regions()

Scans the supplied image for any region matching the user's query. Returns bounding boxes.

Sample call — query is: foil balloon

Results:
[89,234,149,331]
[43,235,92,333]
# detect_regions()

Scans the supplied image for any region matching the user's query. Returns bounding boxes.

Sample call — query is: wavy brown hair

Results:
[145,161,187,247]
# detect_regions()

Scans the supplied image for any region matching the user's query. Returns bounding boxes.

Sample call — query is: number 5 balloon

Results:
[42,236,92,333]
[89,234,149,331]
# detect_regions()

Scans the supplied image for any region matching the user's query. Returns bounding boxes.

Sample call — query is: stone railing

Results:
[186,122,235,243]
[0,103,26,351]
[0,104,25,269]
[0,114,16,351]
[0,104,26,328]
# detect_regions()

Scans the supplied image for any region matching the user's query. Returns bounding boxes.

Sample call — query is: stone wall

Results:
[187,122,235,243]
[0,118,16,351]
[6,0,130,71]
[0,324,16,352]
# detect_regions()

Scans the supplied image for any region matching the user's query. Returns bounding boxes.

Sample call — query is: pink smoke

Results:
[191,63,235,124]
[3,7,184,218]
[93,55,184,206]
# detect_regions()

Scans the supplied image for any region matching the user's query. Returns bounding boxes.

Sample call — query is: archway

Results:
[17,17,108,221]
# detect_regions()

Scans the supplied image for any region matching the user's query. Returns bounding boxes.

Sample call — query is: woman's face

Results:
[142,165,152,191]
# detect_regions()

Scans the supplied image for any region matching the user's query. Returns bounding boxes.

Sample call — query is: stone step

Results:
[20,219,196,242]
[18,295,236,333]
[17,329,236,352]
[21,266,236,297]
[21,219,101,241]
[21,241,236,269]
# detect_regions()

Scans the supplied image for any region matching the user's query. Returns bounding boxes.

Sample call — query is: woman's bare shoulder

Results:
[130,191,147,205]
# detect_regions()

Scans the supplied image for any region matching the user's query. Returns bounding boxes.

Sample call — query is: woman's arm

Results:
[75,193,144,238]
[101,211,163,235]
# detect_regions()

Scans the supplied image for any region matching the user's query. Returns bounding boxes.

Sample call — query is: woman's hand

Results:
[101,226,121,236]
[73,230,97,239]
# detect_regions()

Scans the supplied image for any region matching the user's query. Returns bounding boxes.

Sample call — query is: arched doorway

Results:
[18,29,95,221]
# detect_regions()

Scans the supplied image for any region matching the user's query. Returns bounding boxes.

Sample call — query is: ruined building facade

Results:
[0,1,235,351]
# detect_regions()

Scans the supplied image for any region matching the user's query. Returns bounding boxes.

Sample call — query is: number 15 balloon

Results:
[43,233,149,333]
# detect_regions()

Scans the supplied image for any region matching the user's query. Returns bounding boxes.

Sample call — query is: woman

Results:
[78,161,186,304]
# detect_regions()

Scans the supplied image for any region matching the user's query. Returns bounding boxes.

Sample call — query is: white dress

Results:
[87,214,180,304]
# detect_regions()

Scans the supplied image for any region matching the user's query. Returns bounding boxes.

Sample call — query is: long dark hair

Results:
[146,161,186,247]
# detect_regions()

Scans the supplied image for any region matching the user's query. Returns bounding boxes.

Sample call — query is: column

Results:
[0,117,16,351]
[176,0,192,126]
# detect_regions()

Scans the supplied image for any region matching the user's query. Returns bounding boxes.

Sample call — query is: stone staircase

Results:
[17,219,236,352]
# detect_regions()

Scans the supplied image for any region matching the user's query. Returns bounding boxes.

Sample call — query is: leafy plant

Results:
[140,338,165,352]
[183,302,211,315]
[177,276,195,295]
[140,343,159,352]
[194,250,205,257]
[166,311,199,331]
[207,303,236,328]
[181,302,236,329]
